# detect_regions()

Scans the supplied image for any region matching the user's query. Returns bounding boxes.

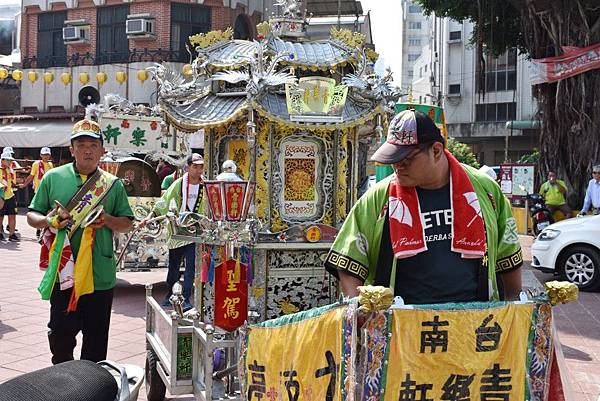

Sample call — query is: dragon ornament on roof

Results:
[150,5,400,135]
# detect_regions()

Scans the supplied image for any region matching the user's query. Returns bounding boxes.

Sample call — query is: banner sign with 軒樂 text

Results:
[101,114,175,154]
[361,302,555,401]
[242,303,355,401]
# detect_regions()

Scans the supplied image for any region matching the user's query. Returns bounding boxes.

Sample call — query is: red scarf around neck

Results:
[37,160,46,181]
[388,149,486,259]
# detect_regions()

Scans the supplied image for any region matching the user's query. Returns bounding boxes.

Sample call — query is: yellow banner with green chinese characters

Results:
[384,304,534,401]
[244,306,346,401]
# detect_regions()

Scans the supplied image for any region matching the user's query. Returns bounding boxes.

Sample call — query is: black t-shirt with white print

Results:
[374,183,483,304]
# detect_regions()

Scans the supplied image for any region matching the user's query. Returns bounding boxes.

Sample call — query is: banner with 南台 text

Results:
[380,304,535,401]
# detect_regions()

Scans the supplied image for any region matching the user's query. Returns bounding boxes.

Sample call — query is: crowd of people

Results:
[1,146,56,241]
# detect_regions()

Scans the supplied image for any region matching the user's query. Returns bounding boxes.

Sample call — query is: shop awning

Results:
[0,120,73,148]
[505,120,541,130]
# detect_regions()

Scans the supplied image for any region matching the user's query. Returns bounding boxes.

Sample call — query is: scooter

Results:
[525,192,554,236]
[0,360,144,401]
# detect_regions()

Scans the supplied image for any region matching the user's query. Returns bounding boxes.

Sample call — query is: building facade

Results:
[399,0,431,92]
[19,0,266,114]
[0,3,21,115]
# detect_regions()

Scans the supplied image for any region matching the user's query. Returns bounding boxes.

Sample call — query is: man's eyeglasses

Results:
[394,146,428,168]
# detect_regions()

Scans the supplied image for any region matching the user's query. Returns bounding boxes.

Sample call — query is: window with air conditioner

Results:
[448,84,461,95]
[449,31,462,41]
[126,18,155,36]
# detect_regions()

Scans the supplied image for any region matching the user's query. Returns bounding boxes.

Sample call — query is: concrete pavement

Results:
[1,214,600,401]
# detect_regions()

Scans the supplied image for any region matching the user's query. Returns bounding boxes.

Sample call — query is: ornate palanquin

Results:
[152,4,399,320]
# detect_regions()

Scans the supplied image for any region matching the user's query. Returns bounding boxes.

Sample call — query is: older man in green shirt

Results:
[27,119,134,364]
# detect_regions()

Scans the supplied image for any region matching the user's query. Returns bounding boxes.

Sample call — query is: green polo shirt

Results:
[29,163,134,290]
[539,180,567,206]
[161,172,176,190]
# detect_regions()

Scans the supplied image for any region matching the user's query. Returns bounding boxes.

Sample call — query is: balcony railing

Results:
[22,48,191,69]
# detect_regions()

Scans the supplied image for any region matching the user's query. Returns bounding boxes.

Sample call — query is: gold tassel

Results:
[357,285,394,312]
[544,281,578,305]
[233,248,241,283]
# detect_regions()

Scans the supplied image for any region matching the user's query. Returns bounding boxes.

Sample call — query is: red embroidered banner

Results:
[214,259,248,332]
[205,181,225,221]
[223,181,248,221]
[531,43,600,84]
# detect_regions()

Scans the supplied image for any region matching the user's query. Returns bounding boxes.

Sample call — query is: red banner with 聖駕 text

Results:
[214,259,248,332]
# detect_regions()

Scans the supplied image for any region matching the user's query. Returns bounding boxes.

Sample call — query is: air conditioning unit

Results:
[126,18,155,36]
[63,26,89,42]
[448,30,462,43]
[447,84,462,97]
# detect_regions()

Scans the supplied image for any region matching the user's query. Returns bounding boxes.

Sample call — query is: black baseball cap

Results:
[371,109,444,164]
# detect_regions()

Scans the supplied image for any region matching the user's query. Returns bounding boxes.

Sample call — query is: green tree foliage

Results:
[447,137,480,168]
[517,148,540,164]
[415,0,524,56]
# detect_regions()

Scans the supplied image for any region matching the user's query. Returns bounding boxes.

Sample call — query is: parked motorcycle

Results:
[526,192,554,236]
[0,360,143,401]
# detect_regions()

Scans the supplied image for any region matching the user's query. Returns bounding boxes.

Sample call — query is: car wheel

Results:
[557,245,600,291]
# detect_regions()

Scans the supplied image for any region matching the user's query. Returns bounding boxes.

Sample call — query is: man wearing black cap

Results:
[325,110,522,304]
[26,119,134,364]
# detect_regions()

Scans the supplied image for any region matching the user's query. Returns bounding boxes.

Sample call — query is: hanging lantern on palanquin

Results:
[60,72,72,85]
[116,71,127,84]
[43,71,54,84]
[11,69,23,81]
[79,72,90,85]
[96,72,107,85]
[27,71,38,83]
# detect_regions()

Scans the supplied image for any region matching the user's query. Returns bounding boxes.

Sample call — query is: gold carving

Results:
[330,27,366,49]
[189,28,233,49]
[256,21,272,38]
[366,48,379,62]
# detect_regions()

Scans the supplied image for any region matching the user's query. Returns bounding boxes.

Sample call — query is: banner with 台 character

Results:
[362,302,555,401]
[241,303,356,401]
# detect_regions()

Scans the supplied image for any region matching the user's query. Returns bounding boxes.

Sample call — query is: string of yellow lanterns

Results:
[0,64,191,84]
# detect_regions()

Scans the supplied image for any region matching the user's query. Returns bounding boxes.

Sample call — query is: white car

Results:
[531,214,600,291]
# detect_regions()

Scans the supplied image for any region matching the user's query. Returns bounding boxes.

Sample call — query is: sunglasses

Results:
[593,171,600,174]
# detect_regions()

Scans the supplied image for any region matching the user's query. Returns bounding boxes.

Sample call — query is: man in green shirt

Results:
[539,171,571,218]
[27,119,134,364]
[142,153,206,311]
[161,169,179,190]
[325,110,522,304]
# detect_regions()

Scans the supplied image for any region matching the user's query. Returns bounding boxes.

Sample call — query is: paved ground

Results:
[1,214,600,401]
